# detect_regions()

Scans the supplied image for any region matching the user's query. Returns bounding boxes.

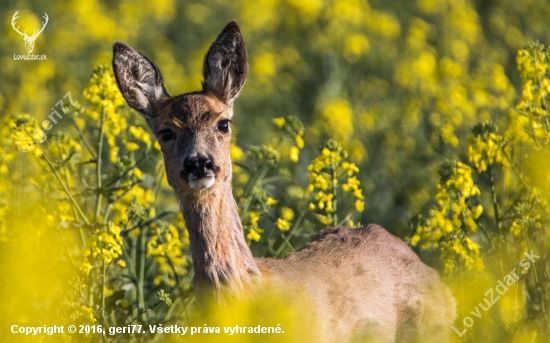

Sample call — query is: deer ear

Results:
[202,21,248,105]
[112,42,168,117]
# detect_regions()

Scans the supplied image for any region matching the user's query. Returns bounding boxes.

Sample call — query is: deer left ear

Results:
[112,42,169,117]
[202,20,248,105]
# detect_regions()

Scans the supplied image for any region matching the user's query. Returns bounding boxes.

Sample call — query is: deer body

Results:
[113,21,456,343]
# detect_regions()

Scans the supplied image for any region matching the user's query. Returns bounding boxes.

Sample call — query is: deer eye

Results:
[217,119,230,133]
[158,129,175,142]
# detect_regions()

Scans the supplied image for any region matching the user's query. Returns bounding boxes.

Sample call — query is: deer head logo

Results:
[11,11,49,54]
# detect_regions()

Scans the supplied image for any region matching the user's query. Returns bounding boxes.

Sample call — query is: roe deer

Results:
[112,20,456,343]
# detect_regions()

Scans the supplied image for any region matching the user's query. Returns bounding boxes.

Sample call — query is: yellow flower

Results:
[410,234,421,246]
[355,199,365,212]
[272,117,285,128]
[126,142,140,151]
[316,214,333,225]
[129,228,141,239]
[249,211,261,226]
[75,117,86,129]
[472,204,483,219]
[275,218,291,231]
[290,146,300,162]
[230,144,245,161]
[246,228,262,242]
[266,197,278,206]
[510,222,522,236]
[281,207,294,221]
[295,134,304,149]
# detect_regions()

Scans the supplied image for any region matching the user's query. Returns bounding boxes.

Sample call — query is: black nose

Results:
[183,155,213,176]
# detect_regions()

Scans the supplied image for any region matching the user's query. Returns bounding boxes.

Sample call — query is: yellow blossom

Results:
[281,207,294,221]
[246,228,262,242]
[355,200,365,212]
[275,218,291,231]
[272,117,285,128]
[290,146,300,162]
[295,134,304,149]
[126,142,140,151]
[266,197,278,206]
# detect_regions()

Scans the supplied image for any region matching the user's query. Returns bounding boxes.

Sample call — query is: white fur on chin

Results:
[189,176,215,190]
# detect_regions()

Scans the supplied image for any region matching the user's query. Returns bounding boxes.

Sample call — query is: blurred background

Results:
[1,0,549,234]
[1,0,550,342]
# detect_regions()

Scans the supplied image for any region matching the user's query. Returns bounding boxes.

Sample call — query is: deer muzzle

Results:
[181,154,218,190]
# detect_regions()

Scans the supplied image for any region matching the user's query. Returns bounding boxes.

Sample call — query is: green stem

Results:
[54,220,77,266]
[94,102,106,222]
[88,272,94,312]
[240,165,269,220]
[64,168,79,220]
[122,243,138,280]
[138,226,148,323]
[34,138,90,226]
[274,194,313,258]
[337,213,352,227]
[71,117,97,160]
[104,153,149,188]
[487,162,501,231]
[63,165,87,246]
[525,236,548,325]
[243,164,268,198]
[499,145,550,220]
[131,237,138,320]
[331,154,338,227]
[537,76,550,131]
[109,275,191,343]
[101,263,107,339]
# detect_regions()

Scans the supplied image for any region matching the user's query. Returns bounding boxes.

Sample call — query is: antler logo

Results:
[11,10,49,54]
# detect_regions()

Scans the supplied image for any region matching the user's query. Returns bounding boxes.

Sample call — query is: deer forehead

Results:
[151,93,232,133]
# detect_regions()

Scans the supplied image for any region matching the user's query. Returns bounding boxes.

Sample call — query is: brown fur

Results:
[112,20,456,343]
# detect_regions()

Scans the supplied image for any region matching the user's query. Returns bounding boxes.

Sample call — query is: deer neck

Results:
[181,183,260,298]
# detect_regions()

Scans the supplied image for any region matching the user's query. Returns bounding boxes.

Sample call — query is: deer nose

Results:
[183,155,214,176]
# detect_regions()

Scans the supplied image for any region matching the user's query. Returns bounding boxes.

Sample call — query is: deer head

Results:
[112,21,248,202]
[11,11,49,54]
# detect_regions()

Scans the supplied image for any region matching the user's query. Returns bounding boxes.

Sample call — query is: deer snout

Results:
[181,154,218,190]
[185,155,213,175]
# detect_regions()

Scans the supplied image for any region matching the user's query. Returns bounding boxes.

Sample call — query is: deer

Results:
[112,20,456,343]
[11,10,49,54]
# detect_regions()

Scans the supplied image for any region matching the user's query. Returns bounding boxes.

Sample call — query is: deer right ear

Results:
[202,21,248,105]
[112,42,168,117]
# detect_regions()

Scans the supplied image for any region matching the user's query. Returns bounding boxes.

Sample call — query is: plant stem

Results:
[138,226,148,323]
[94,101,106,222]
[35,140,90,226]
[487,162,501,231]
[525,236,548,325]
[331,153,338,227]
[71,117,97,160]
[101,262,107,340]
[274,194,313,258]
[131,237,138,320]
[122,243,138,280]
[538,76,550,131]
[240,164,269,220]
[500,145,550,220]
